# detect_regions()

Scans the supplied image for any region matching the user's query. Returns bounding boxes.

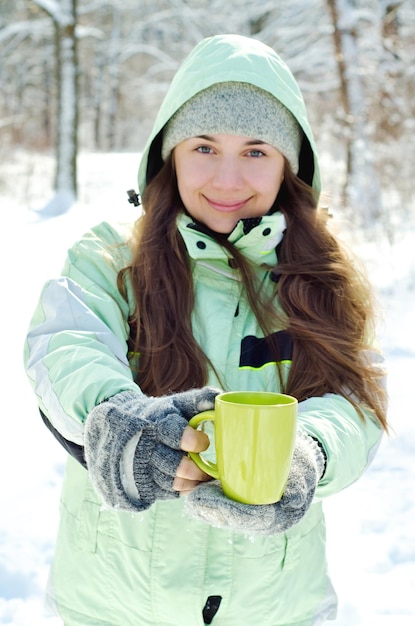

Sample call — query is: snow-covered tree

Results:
[326,0,383,227]
[33,0,78,214]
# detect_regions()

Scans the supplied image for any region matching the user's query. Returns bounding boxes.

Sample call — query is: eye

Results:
[246,149,265,158]
[196,145,214,154]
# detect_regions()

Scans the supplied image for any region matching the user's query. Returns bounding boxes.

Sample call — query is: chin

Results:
[207,220,239,235]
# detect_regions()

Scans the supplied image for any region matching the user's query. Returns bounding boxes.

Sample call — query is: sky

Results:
[0,151,414,625]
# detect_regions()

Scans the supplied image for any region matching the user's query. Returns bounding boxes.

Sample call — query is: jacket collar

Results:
[177,211,286,267]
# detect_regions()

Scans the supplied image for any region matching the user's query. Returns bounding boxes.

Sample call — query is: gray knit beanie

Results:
[161,82,302,173]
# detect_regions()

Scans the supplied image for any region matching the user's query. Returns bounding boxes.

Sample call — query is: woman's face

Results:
[173,134,285,234]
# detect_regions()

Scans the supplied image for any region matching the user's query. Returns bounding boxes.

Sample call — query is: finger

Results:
[173,456,211,492]
[173,477,203,494]
[178,486,206,497]
[180,425,210,453]
[173,472,213,494]
[175,455,211,482]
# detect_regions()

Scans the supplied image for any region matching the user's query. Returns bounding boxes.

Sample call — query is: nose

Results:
[211,156,244,191]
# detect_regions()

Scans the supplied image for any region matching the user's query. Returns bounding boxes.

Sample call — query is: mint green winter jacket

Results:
[24,35,383,626]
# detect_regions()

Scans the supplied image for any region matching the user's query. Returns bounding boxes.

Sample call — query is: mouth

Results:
[203,196,252,212]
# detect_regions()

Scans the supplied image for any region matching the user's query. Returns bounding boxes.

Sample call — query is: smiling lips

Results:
[203,195,252,212]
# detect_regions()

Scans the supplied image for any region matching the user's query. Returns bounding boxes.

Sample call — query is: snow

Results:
[1,151,414,625]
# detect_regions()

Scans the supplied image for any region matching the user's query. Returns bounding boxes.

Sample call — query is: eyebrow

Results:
[196,135,267,146]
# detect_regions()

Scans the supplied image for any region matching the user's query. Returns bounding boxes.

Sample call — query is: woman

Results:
[24,34,387,626]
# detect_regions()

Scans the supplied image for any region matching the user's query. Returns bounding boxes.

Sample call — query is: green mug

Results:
[188,391,298,505]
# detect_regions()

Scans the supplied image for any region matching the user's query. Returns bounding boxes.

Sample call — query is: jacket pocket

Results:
[60,456,102,554]
[76,498,101,553]
[232,531,287,561]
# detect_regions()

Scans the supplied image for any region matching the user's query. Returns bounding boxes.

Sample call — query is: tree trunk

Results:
[33,0,78,214]
[93,42,105,150]
[327,0,382,228]
[54,0,78,204]
[106,6,121,151]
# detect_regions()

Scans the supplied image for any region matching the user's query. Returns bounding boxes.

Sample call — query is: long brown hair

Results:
[118,156,387,430]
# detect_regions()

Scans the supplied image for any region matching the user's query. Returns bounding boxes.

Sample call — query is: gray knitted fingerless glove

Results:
[185,429,326,535]
[84,387,218,512]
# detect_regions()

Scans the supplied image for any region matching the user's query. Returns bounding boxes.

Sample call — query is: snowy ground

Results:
[0,151,414,625]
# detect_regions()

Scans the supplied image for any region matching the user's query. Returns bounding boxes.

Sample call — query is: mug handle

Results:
[187,411,219,479]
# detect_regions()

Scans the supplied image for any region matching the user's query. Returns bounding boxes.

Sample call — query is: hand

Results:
[84,387,219,512]
[185,429,326,535]
[173,426,212,495]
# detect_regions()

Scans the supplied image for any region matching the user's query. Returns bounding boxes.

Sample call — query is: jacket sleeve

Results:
[298,371,385,498]
[23,221,139,447]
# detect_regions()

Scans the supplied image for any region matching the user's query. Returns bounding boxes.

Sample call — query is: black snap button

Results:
[262,228,271,236]
[196,240,206,249]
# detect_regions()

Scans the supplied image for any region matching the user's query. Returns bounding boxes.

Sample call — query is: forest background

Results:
[1,0,414,235]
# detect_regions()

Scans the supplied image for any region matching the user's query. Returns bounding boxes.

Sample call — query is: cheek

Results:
[175,165,192,200]
[176,162,203,193]
[176,171,202,213]
[273,178,284,199]
[176,180,191,210]
[257,173,283,202]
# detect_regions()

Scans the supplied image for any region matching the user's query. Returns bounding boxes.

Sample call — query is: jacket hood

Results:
[137,34,320,196]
